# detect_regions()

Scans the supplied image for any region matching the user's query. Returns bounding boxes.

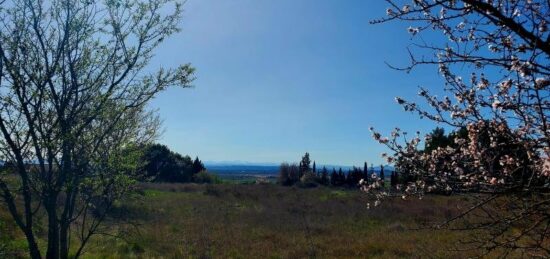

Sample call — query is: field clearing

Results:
[1,183,492,258]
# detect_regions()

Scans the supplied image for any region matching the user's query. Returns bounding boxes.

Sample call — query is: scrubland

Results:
[1,183,489,258]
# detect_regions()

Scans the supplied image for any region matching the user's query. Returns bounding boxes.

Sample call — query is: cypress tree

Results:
[330,168,338,186]
[345,169,351,186]
[299,152,311,178]
[338,168,344,186]
[192,157,205,174]
[321,166,329,185]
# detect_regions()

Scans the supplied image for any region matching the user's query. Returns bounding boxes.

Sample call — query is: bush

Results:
[193,171,221,184]
[299,172,319,188]
[278,163,300,186]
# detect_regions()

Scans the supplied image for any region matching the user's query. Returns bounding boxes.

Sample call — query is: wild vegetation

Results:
[278,152,388,189]
[139,144,219,184]
[0,0,548,258]
[1,182,491,258]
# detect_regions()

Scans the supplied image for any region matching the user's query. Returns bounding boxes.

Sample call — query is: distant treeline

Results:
[278,127,474,189]
[278,152,400,188]
[139,144,219,184]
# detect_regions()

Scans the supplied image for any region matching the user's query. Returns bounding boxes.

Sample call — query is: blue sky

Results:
[148,0,447,166]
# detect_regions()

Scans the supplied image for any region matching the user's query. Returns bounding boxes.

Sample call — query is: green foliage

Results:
[278,163,300,186]
[193,171,222,184]
[299,152,311,174]
[424,127,469,153]
[140,144,205,183]
[299,172,319,188]
[424,127,451,153]
[279,154,383,189]
[319,166,329,186]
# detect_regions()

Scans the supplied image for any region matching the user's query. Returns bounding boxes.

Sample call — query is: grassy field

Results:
[1,183,484,258]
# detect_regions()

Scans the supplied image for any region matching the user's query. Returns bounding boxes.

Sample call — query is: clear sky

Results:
[148,0,447,166]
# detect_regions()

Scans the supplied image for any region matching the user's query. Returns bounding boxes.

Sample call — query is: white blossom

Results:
[535,78,550,89]
[492,99,501,110]
[407,26,420,35]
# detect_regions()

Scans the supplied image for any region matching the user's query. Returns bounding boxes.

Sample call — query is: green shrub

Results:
[193,171,222,184]
[299,172,319,188]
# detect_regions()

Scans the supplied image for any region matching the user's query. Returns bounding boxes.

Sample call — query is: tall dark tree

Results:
[338,168,344,186]
[330,168,338,186]
[299,152,312,175]
[345,169,352,186]
[192,157,206,174]
[312,161,317,174]
[320,166,329,185]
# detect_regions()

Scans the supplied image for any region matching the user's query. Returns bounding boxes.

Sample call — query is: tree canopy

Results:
[140,144,204,183]
[0,0,194,258]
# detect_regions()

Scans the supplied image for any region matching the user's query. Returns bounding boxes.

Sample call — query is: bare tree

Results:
[365,0,550,256]
[0,0,194,258]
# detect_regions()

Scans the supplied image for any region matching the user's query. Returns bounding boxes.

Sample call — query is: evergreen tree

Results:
[345,169,352,186]
[141,144,196,183]
[330,168,338,186]
[192,157,205,174]
[424,127,453,153]
[312,161,316,174]
[320,166,329,185]
[299,152,311,177]
[338,168,344,186]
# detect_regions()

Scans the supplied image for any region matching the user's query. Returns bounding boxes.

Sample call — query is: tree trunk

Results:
[59,222,69,259]
[46,196,60,259]
[24,228,42,259]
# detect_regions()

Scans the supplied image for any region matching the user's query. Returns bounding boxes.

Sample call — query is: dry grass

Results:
[0,183,501,258]
[83,184,477,258]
